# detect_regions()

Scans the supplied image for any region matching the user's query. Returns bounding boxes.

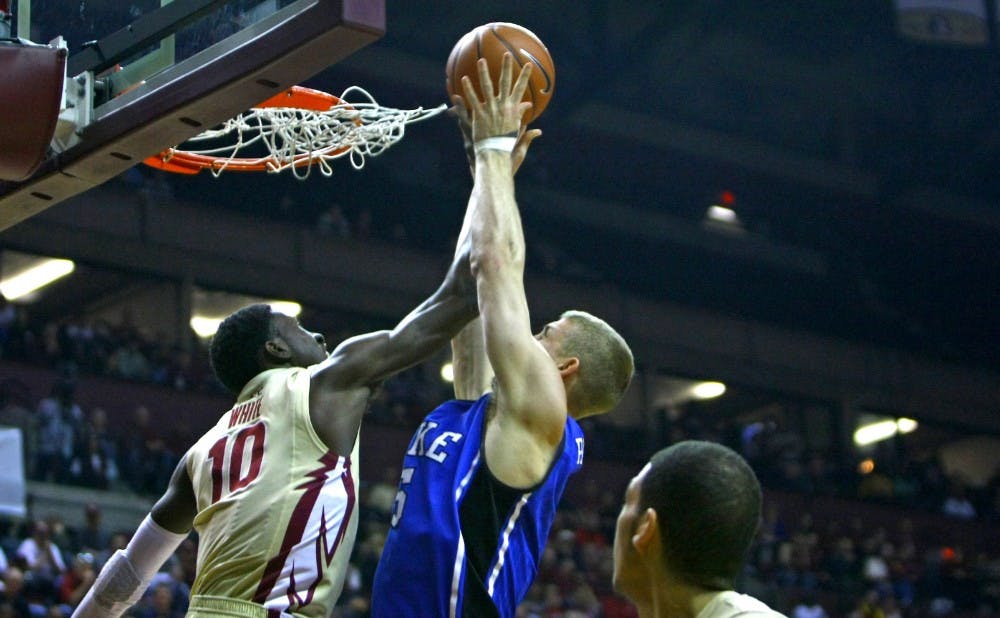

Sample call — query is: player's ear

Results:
[263,337,291,363]
[632,508,658,556]
[556,356,579,378]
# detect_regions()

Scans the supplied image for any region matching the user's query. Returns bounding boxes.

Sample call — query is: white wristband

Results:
[474,136,517,154]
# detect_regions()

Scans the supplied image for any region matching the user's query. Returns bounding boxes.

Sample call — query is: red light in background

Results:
[719,190,736,207]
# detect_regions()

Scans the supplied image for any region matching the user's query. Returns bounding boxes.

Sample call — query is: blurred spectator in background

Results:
[68,431,115,490]
[171,538,198,591]
[109,339,151,382]
[0,378,37,477]
[316,204,352,238]
[34,379,83,483]
[119,405,177,495]
[0,303,35,362]
[17,521,67,576]
[941,480,977,520]
[77,407,119,486]
[73,504,110,556]
[917,460,948,509]
[846,589,884,618]
[791,592,828,618]
[57,551,96,609]
[94,532,129,572]
[0,566,31,617]
[132,581,185,618]
[0,294,15,354]
[17,520,66,607]
[364,465,400,526]
[155,346,198,391]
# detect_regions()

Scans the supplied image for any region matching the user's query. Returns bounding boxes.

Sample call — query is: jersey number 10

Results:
[207,422,267,503]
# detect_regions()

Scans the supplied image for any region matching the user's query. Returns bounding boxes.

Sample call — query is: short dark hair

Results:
[209,304,275,395]
[557,310,634,415]
[640,440,762,590]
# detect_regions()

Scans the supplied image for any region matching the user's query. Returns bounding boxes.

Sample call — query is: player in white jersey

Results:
[613,441,787,618]
[73,242,484,616]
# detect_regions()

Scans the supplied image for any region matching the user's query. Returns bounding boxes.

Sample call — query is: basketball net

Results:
[144,86,448,178]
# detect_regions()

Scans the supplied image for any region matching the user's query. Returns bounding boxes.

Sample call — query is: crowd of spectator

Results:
[0,503,194,618]
[0,375,180,496]
[0,294,212,395]
[0,467,994,617]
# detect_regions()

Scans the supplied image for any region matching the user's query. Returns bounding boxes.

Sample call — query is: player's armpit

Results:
[451,317,493,400]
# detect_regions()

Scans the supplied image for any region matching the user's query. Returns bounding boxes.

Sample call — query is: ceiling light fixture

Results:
[190,301,303,338]
[853,417,919,446]
[0,258,75,300]
[691,381,726,399]
[440,361,454,383]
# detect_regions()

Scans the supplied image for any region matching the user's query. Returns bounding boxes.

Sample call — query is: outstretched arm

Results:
[305,244,479,454]
[450,159,491,400]
[310,246,478,393]
[450,85,540,401]
[461,55,569,485]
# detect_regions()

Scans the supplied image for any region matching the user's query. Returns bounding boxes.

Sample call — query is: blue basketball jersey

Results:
[371,394,585,618]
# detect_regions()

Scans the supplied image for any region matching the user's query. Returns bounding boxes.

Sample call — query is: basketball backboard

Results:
[0,0,385,231]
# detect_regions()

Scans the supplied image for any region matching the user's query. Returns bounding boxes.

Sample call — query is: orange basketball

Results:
[446,23,555,124]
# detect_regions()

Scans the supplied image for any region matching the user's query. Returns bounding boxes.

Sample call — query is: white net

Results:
[171,86,448,178]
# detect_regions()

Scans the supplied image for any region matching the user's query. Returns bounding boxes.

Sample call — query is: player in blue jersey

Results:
[371,55,634,618]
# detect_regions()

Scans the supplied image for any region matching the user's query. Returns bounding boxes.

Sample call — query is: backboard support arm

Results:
[68,0,229,77]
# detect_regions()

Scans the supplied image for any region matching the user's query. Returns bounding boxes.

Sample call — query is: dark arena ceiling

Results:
[5,0,999,376]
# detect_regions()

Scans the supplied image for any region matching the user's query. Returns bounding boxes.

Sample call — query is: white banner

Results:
[0,428,26,518]
[895,0,990,45]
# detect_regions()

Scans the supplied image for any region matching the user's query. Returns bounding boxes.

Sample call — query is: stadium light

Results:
[0,258,75,300]
[706,205,738,224]
[190,301,303,338]
[190,316,223,338]
[440,361,454,383]
[853,417,919,446]
[691,381,726,399]
[269,301,302,317]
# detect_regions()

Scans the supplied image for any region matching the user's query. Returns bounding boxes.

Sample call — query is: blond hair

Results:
[557,310,634,416]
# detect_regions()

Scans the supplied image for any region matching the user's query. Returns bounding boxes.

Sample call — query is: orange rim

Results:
[143,86,355,174]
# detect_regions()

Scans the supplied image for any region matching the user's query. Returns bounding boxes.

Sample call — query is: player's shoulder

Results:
[705,591,786,618]
[235,366,302,398]
[417,396,490,437]
[434,394,489,416]
[565,414,584,435]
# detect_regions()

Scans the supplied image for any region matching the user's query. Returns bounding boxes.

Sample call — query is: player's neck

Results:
[650,580,720,618]
[689,589,727,617]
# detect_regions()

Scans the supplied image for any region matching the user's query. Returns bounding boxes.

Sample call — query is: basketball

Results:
[446,23,555,124]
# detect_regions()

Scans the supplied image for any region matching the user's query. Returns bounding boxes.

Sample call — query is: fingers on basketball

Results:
[445,23,555,125]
